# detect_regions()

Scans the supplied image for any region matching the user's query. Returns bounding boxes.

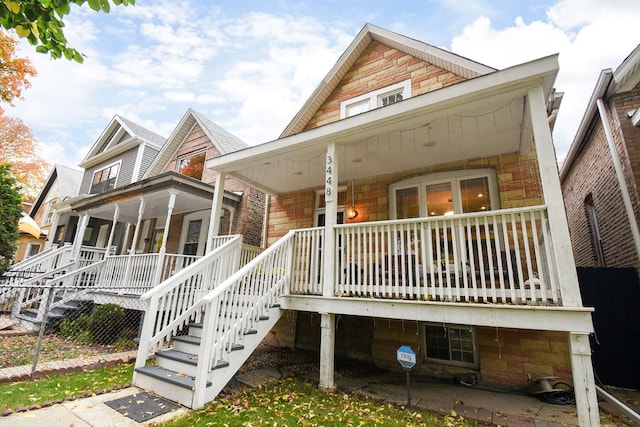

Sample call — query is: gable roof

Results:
[79,115,166,168]
[560,43,640,180]
[144,108,249,178]
[280,23,496,137]
[29,164,83,217]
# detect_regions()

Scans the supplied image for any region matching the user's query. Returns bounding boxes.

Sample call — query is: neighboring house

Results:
[561,44,640,272]
[559,44,640,390]
[13,164,82,263]
[131,24,598,426]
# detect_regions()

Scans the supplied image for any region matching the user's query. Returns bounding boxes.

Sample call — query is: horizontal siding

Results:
[139,145,160,180]
[79,147,139,194]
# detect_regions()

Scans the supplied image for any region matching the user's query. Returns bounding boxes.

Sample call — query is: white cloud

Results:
[450,2,640,160]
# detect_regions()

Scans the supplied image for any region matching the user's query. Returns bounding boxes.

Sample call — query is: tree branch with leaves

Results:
[0,0,135,62]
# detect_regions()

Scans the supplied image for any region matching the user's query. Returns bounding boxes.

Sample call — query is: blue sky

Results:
[6,0,640,169]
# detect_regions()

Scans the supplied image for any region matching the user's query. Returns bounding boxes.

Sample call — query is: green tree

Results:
[0,0,135,62]
[0,163,23,276]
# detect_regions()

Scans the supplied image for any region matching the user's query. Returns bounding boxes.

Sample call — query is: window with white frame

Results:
[42,197,59,225]
[340,79,412,119]
[389,169,499,219]
[424,324,477,367]
[177,150,206,180]
[26,243,41,258]
[90,162,120,194]
[314,187,347,226]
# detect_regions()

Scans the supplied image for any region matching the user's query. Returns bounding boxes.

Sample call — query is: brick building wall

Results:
[562,83,640,270]
[303,41,466,131]
[370,320,570,391]
[267,151,543,245]
[161,123,266,247]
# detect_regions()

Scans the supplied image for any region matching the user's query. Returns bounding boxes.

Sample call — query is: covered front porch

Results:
[202,55,599,425]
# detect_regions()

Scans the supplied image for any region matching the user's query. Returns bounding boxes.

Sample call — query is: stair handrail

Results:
[191,230,296,407]
[1,243,73,286]
[135,236,243,368]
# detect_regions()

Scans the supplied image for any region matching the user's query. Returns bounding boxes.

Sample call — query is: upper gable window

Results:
[42,197,59,225]
[90,162,120,194]
[340,79,411,119]
[177,150,206,180]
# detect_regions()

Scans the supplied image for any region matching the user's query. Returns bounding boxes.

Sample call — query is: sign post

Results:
[396,345,416,408]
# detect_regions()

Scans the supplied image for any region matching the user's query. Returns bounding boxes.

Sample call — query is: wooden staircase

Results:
[132,233,295,409]
[134,304,282,407]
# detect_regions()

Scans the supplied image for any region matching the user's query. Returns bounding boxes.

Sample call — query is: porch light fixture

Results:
[348,179,359,220]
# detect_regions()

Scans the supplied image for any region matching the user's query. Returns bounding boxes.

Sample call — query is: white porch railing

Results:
[135,236,244,364]
[288,206,560,306]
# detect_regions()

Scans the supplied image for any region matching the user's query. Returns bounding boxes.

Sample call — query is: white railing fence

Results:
[5,245,110,322]
[135,236,243,367]
[1,244,74,287]
[192,231,294,407]
[289,228,324,295]
[333,205,559,305]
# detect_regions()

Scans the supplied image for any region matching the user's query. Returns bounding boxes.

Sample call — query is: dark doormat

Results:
[105,391,180,423]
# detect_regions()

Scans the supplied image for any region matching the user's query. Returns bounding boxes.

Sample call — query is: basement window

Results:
[424,324,478,368]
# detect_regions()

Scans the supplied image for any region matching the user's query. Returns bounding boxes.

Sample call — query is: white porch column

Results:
[319,313,336,391]
[152,192,177,285]
[45,210,61,250]
[206,171,226,253]
[123,198,146,288]
[105,205,120,257]
[529,87,600,425]
[72,213,89,261]
[569,332,601,426]
[527,87,582,307]
[319,143,338,392]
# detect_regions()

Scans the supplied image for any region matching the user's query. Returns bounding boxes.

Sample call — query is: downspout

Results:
[262,194,270,249]
[596,98,640,263]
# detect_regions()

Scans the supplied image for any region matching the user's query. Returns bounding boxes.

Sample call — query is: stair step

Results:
[245,329,257,335]
[214,360,229,370]
[230,343,244,351]
[258,315,269,321]
[156,349,198,366]
[135,366,211,390]
[173,335,201,345]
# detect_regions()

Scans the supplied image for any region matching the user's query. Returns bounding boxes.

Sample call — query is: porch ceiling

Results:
[207,55,558,196]
[69,172,223,223]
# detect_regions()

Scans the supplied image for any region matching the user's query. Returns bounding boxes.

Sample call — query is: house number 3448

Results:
[325,154,334,201]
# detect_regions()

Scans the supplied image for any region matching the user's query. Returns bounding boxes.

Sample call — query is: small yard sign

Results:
[396,345,416,370]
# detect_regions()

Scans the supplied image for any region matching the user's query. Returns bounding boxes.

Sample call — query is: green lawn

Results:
[0,362,133,409]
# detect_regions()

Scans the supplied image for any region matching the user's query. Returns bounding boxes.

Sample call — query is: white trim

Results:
[340,79,412,119]
[131,142,145,181]
[389,169,499,219]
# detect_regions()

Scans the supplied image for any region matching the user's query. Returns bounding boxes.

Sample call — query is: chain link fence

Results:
[1,283,144,381]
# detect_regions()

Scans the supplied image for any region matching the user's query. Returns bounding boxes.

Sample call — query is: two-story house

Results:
[130,24,599,425]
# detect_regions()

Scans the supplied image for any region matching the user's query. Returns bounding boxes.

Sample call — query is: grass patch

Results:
[0,362,134,410]
[0,333,136,368]
[162,377,479,427]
